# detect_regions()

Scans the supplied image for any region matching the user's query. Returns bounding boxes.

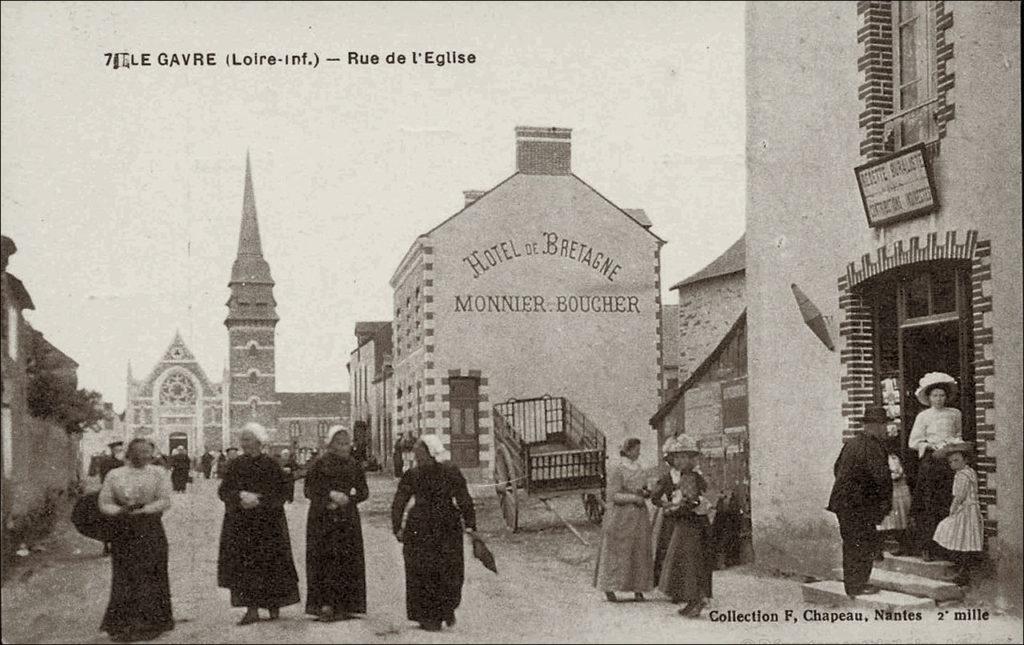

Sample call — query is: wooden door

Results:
[449,378,480,467]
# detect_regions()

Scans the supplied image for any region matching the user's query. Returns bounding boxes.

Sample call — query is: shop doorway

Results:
[865,261,975,452]
[168,432,189,454]
[448,378,481,467]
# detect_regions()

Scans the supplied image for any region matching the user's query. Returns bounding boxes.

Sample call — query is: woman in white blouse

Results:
[907,372,962,562]
[97,438,174,642]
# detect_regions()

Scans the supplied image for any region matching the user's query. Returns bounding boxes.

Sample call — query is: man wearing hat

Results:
[826,405,893,597]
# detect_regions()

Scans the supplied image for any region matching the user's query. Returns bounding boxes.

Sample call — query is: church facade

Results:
[125,156,347,454]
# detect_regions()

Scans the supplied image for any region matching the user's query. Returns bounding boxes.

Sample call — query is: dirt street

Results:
[1,473,1020,644]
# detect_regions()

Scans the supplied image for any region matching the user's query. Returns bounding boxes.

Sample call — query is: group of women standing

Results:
[594,435,713,619]
[96,422,477,640]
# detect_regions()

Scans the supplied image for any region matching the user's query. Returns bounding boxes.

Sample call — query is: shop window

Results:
[887,0,937,148]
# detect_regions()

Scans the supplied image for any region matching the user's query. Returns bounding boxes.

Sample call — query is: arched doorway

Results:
[168,432,189,454]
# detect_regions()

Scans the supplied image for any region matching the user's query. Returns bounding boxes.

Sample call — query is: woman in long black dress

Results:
[217,423,301,625]
[304,426,370,621]
[391,434,476,632]
[650,434,713,618]
[97,438,174,642]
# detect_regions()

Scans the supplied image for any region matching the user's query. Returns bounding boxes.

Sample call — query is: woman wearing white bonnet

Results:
[216,422,300,624]
[391,433,475,632]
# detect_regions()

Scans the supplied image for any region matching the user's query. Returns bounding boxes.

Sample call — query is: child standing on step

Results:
[932,442,983,586]
[876,451,913,560]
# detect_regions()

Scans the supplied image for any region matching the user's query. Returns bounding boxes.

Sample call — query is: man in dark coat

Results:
[827,405,893,597]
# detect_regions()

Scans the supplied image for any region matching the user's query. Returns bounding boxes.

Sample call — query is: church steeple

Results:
[226,153,278,325]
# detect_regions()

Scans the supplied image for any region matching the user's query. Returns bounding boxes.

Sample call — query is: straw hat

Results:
[936,441,974,458]
[915,372,957,406]
[662,434,700,455]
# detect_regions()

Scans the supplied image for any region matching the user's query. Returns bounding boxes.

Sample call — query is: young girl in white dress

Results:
[933,442,984,586]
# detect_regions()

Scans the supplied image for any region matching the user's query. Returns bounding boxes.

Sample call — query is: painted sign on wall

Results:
[460,230,623,282]
[854,143,938,227]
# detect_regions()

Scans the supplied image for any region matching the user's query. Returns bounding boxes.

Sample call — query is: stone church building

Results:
[124,156,348,454]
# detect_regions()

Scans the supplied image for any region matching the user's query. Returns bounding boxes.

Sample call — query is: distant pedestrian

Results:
[277,448,299,503]
[393,437,404,478]
[391,434,476,632]
[908,372,962,561]
[827,405,892,598]
[400,431,417,474]
[650,434,714,618]
[594,437,654,602]
[97,438,174,642]
[215,450,228,478]
[169,446,190,492]
[932,442,983,586]
[304,427,369,622]
[217,423,300,625]
[201,449,215,480]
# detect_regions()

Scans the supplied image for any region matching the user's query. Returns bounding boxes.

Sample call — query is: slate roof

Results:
[278,392,350,419]
[670,235,745,290]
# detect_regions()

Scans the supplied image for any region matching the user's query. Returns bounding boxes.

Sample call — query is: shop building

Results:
[389,126,664,474]
[746,2,1021,611]
[347,321,393,462]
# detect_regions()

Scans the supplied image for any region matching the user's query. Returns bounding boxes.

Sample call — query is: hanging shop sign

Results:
[854,143,938,227]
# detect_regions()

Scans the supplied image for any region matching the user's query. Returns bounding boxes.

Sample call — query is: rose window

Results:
[160,372,196,405]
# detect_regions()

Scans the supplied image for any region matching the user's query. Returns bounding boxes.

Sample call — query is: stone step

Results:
[832,567,963,601]
[801,581,936,610]
[875,553,957,581]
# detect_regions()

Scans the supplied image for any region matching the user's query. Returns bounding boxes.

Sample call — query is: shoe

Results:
[420,620,442,632]
[109,632,132,643]
[238,609,260,626]
[318,606,335,622]
[605,592,618,602]
[634,593,646,602]
[677,602,702,618]
[922,552,935,562]
[444,612,456,628]
[268,607,280,621]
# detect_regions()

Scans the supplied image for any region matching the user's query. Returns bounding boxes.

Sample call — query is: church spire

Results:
[229,152,274,286]
[226,152,278,327]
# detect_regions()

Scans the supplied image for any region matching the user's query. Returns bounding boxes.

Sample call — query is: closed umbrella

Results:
[468,532,497,574]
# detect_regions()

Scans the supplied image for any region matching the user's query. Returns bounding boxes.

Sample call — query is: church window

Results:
[159,371,196,405]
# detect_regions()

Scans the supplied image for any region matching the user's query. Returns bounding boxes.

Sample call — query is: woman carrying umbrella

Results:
[217,422,301,625]
[391,433,476,632]
[304,426,370,622]
[97,437,174,642]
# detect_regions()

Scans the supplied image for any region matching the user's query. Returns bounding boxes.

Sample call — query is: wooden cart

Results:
[492,396,607,533]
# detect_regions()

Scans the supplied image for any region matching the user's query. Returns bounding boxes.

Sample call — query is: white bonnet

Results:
[240,422,270,444]
[419,433,451,463]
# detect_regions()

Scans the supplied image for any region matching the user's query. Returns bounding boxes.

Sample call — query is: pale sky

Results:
[1,1,746,410]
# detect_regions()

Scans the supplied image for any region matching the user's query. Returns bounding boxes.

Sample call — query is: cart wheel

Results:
[494,444,519,532]
[583,493,604,524]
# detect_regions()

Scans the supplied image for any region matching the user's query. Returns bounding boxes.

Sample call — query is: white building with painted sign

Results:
[389,126,664,476]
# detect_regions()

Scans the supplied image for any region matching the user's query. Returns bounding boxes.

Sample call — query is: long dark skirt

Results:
[652,508,675,584]
[911,452,953,554]
[101,515,174,637]
[305,512,367,615]
[657,516,713,604]
[218,510,301,609]
[171,469,189,492]
[403,529,464,623]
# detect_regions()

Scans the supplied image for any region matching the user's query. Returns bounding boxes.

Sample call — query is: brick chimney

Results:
[463,190,486,207]
[515,126,571,175]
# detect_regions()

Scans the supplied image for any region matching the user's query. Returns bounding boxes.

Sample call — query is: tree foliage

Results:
[26,371,106,435]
